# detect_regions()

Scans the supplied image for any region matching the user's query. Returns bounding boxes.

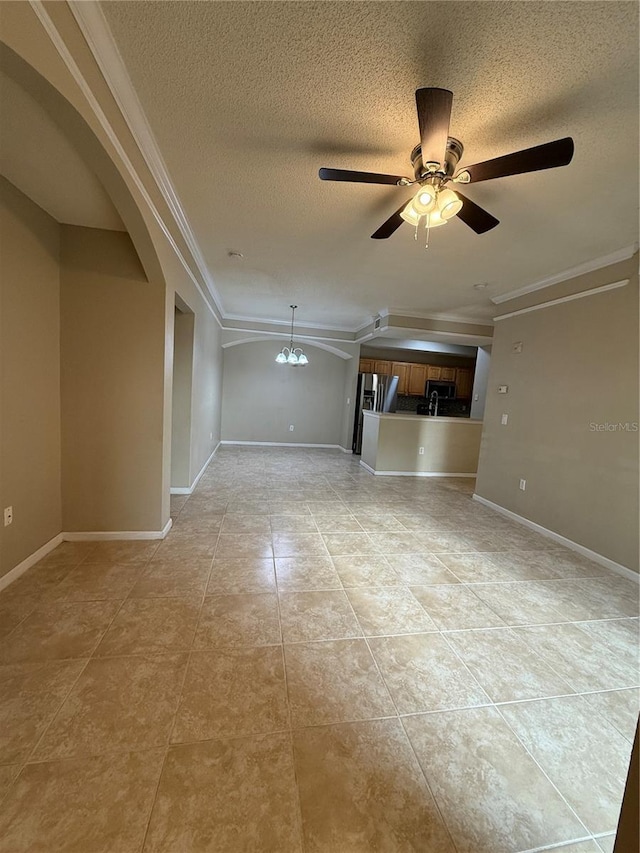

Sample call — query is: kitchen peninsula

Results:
[361,411,483,476]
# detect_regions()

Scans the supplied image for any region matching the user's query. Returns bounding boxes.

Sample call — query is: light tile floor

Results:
[0,446,638,852]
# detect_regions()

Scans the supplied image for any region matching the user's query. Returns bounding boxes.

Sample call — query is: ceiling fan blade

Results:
[415,88,453,167]
[371,201,408,239]
[455,191,500,234]
[462,137,574,183]
[319,168,405,185]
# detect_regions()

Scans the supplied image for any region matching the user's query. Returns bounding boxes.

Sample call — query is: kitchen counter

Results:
[369,412,483,424]
[361,410,483,476]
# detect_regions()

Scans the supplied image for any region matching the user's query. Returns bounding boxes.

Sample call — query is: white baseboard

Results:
[220,440,345,450]
[62,518,173,542]
[472,493,638,583]
[339,446,352,454]
[170,442,220,495]
[1,521,174,592]
[0,533,63,593]
[360,460,476,478]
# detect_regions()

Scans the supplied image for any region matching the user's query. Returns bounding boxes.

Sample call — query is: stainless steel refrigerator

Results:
[352,373,399,454]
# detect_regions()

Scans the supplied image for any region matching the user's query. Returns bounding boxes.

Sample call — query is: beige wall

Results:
[170,306,194,488]
[221,341,349,446]
[60,225,166,532]
[476,255,639,571]
[361,413,482,475]
[0,178,62,578]
[189,306,223,483]
[360,413,380,470]
[0,27,226,566]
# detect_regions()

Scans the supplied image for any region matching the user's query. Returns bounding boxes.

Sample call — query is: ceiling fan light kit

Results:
[319,87,574,245]
[275,305,309,367]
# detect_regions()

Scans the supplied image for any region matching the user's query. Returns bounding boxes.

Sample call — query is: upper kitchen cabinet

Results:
[455,368,473,399]
[359,356,476,398]
[408,364,427,395]
[392,362,410,395]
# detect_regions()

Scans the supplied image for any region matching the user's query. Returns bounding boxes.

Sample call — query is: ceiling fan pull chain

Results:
[425,219,431,249]
[414,223,419,241]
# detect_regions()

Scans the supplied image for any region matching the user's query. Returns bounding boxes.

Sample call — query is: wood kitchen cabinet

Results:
[359,356,475,398]
[455,368,473,399]
[408,364,427,395]
[392,362,410,395]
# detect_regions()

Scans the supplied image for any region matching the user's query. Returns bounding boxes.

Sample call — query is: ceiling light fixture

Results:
[275,305,309,367]
[400,183,464,247]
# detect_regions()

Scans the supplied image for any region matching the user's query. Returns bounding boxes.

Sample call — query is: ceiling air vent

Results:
[374,315,382,330]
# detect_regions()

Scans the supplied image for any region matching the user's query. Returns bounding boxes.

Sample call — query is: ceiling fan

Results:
[318,88,574,241]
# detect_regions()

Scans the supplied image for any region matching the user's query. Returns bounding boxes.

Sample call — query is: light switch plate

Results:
[501,414,509,425]
[498,385,509,394]
[512,342,523,354]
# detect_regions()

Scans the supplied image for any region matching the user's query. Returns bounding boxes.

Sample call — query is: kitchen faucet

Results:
[428,390,439,416]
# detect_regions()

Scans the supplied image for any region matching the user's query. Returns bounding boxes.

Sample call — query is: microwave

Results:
[425,380,456,399]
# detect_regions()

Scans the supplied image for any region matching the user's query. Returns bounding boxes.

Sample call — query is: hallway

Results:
[0,447,637,852]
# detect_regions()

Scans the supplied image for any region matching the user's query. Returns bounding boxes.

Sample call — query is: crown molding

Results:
[220,325,358,346]
[385,306,495,325]
[221,335,353,359]
[492,244,638,305]
[493,279,630,322]
[222,312,360,334]
[29,1,223,326]
[66,0,225,320]
[371,326,493,343]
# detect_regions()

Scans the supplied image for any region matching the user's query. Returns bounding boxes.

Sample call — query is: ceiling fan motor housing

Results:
[411,137,464,182]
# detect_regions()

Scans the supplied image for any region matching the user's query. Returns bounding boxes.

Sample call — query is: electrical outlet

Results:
[4,506,13,526]
[519,479,527,491]
[418,446,424,455]
[289,425,294,432]
[501,413,509,425]
[347,397,350,405]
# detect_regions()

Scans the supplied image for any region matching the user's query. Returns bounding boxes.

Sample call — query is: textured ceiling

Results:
[0,68,124,231]
[101,0,638,327]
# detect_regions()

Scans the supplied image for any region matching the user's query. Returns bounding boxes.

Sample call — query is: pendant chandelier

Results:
[275,305,309,366]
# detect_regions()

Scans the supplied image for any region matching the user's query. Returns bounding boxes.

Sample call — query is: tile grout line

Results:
[272,546,307,853]
[0,448,635,850]
[15,591,131,776]
[9,543,162,779]
[338,586,463,853]
[0,553,87,643]
[137,496,221,853]
[493,700,597,840]
[516,835,598,853]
